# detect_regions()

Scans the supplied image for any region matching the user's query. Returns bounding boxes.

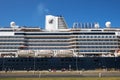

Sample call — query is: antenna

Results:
[73,22,77,28]
[80,23,82,28]
[94,23,99,29]
[87,23,89,28]
[90,23,93,28]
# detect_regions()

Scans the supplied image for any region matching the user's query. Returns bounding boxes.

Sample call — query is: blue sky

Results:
[0,0,120,28]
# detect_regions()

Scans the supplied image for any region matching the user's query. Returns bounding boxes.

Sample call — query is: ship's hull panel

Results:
[0,57,120,71]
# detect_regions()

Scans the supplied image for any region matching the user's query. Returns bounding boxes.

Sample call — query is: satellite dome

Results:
[105,21,111,28]
[10,21,16,28]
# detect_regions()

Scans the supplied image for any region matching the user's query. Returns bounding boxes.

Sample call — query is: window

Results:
[106,36,108,38]
[87,36,89,38]
[91,36,93,38]
[98,36,100,38]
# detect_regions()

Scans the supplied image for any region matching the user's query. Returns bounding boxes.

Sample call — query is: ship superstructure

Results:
[0,15,120,58]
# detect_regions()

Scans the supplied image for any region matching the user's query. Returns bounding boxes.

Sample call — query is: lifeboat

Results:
[35,50,54,57]
[56,50,73,57]
[17,50,35,57]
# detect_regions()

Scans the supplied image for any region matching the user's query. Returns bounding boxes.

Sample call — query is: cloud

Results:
[31,3,50,27]
[37,3,50,16]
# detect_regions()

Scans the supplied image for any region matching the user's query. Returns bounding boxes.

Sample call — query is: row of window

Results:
[26,39,69,41]
[26,36,70,39]
[6,59,48,62]
[79,46,118,48]
[28,48,70,49]
[79,50,111,52]
[0,40,69,42]
[15,33,71,35]
[74,32,115,35]
[78,35,116,38]
[77,39,118,41]
[77,42,118,45]
[28,41,69,43]
[0,51,16,52]
[28,40,70,42]
[0,47,18,49]
[27,44,70,46]
[0,40,24,42]
[0,44,23,45]
[0,36,24,38]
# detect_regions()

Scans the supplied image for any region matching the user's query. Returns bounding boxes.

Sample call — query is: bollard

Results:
[99,73,102,78]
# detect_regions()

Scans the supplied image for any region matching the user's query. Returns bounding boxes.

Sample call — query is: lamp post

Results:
[33,56,35,74]
[76,55,78,71]
[69,64,71,71]
[2,57,5,72]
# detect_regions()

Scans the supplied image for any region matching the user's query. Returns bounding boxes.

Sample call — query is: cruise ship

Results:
[0,15,120,71]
